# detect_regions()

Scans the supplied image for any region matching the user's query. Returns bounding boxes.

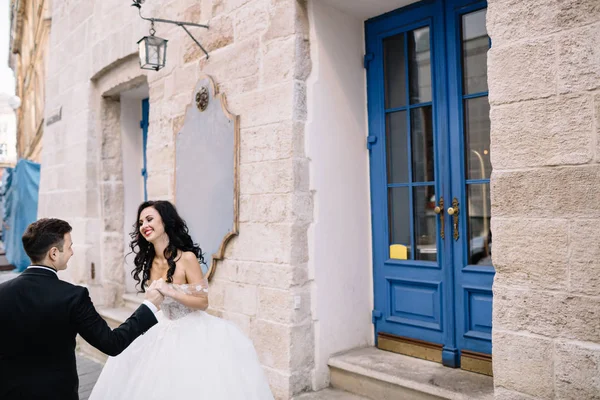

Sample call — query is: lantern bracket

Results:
[133,3,210,59]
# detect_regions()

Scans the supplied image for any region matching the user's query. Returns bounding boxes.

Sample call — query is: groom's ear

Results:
[48,246,60,261]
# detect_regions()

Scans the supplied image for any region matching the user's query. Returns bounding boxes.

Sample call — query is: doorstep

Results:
[329,347,494,400]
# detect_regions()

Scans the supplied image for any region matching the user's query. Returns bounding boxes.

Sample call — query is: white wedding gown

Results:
[89,280,274,399]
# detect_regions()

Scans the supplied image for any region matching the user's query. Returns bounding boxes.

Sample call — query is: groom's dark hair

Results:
[22,218,72,263]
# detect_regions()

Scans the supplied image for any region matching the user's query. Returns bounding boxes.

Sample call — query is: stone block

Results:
[293,81,307,121]
[225,222,293,264]
[558,24,600,93]
[488,37,556,105]
[101,234,125,284]
[216,259,308,289]
[234,0,269,41]
[491,95,593,169]
[224,282,258,316]
[208,277,226,309]
[146,172,172,200]
[258,287,311,324]
[290,223,309,264]
[293,158,310,191]
[262,36,296,84]
[492,331,554,399]
[101,183,124,232]
[494,286,600,342]
[492,218,567,290]
[183,14,233,62]
[570,262,600,297]
[569,220,600,263]
[291,191,313,224]
[240,159,294,195]
[227,82,295,128]
[491,166,600,219]
[212,0,253,16]
[264,0,296,41]
[221,311,253,337]
[252,320,293,370]
[555,340,600,399]
[262,367,291,400]
[147,144,174,174]
[198,39,260,86]
[240,194,290,223]
[487,0,600,46]
[240,122,294,164]
[215,75,259,97]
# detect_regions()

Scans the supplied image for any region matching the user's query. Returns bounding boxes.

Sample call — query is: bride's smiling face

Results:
[139,206,166,242]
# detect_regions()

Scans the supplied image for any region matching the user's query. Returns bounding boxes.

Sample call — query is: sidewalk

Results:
[77,355,103,400]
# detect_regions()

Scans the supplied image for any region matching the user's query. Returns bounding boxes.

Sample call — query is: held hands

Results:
[145,280,165,310]
[153,279,178,299]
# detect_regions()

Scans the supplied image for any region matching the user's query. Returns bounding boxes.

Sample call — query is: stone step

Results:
[294,388,368,399]
[329,347,494,400]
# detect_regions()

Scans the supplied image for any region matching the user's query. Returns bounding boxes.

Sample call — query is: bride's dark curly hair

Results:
[130,200,204,292]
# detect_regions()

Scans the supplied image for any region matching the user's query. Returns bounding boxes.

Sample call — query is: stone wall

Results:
[488,1,600,398]
[42,0,314,398]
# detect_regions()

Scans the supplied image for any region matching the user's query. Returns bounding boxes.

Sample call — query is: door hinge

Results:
[372,309,383,324]
[141,168,147,178]
[367,135,378,150]
[364,53,374,69]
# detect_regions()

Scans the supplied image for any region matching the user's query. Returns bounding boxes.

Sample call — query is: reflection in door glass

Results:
[464,97,491,180]
[467,183,491,265]
[462,9,488,95]
[386,111,409,183]
[411,106,434,183]
[408,27,432,104]
[384,34,407,109]
[414,186,437,262]
[388,187,411,260]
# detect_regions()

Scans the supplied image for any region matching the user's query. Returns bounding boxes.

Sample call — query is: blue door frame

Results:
[366,0,493,367]
[141,98,149,201]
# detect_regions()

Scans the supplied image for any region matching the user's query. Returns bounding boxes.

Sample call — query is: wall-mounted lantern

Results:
[132,0,209,72]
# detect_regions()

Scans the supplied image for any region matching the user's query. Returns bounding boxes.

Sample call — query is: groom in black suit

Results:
[0,218,163,400]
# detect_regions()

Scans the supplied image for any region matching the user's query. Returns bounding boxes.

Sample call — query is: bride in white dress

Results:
[89,200,274,399]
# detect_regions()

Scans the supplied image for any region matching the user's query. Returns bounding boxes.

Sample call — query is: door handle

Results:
[433,197,445,240]
[447,198,459,241]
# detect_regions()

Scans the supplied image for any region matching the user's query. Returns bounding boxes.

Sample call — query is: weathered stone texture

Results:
[492,218,567,290]
[555,341,600,399]
[558,23,600,93]
[488,38,556,105]
[490,95,593,168]
[493,331,554,399]
[494,286,600,344]
[491,166,600,219]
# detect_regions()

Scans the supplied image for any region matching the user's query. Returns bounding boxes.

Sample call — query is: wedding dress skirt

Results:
[89,282,274,400]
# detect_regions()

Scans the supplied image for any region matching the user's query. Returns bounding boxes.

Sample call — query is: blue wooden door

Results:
[367,0,492,368]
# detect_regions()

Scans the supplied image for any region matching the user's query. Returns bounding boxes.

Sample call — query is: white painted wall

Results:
[120,88,147,293]
[306,1,374,389]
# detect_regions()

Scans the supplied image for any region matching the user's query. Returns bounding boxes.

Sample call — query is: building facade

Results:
[0,94,17,167]
[9,0,52,162]
[38,0,600,399]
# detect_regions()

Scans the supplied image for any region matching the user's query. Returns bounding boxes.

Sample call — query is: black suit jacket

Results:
[0,267,157,400]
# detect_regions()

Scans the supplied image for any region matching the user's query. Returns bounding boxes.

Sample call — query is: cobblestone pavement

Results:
[77,355,103,400]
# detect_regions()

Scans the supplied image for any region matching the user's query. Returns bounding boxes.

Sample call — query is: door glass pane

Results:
[467,183,491,265]
[386,111,409,183]
[388,187,411,260]
[408,27,432,104]
[384,33,407,109]
[411,106,434,182]
[462,9,489,95]
[414,186,437,262]
[464,97,491,180]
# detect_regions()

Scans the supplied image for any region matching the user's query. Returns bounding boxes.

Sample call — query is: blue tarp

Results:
[1,159,40,272]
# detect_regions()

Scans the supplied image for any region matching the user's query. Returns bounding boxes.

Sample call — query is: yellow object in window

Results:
[390,244,408,260]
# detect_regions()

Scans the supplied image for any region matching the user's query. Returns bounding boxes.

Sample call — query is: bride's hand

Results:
[155,279,178,298]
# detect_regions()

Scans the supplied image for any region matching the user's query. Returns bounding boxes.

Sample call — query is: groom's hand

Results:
[145,284,164,310]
